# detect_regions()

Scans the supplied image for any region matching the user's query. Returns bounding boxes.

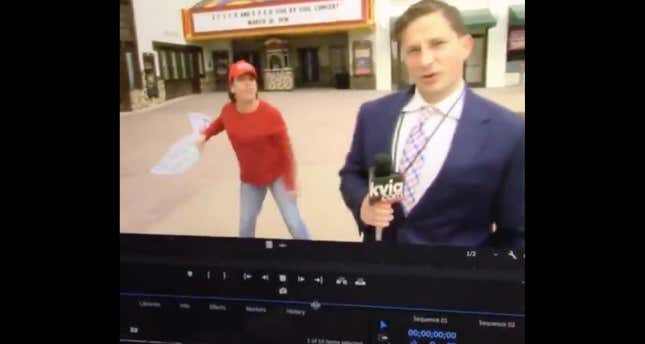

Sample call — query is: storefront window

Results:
[160,51,169,80]
[125,52,135,90]
[465,35,485,86]
[171,52,178,79]
[180,52,186,79]
[188,53,194,78]
[198,53,204,75]
[506,27,525,86]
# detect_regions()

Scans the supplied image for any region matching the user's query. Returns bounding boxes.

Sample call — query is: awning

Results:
[509,5,525,26]
[462,9,497,30]
[183,0,374,41]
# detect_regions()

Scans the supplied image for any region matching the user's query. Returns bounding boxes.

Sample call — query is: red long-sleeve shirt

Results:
[203,100,297,191]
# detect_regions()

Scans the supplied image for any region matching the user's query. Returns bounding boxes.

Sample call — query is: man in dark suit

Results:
[339,0,524,248]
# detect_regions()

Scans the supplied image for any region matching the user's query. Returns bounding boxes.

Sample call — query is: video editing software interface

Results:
[120,234,524,343]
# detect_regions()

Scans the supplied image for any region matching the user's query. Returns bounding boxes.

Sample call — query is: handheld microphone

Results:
[369,153,404,241]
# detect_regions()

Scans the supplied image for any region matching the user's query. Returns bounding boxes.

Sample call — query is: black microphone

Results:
[369,153,404,241]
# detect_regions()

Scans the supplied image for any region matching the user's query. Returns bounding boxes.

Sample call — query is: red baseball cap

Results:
[228,60,257,82]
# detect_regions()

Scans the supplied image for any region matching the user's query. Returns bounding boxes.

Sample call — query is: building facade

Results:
[120,0,525,111]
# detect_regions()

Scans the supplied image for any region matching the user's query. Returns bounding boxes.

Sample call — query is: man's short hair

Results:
[392,0,468,43]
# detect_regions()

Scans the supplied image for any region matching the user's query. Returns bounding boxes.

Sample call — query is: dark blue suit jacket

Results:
[339,86,524,248]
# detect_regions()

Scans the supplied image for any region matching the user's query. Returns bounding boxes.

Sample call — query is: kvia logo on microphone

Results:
[369,174,404,201]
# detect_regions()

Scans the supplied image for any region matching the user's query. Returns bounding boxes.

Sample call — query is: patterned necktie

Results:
[399,107,434,212]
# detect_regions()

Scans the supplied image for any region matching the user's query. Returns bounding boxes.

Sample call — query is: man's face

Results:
[230,74,257,102]
[400,11,473,103]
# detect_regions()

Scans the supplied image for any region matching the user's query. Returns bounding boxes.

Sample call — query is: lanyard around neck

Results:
[391,89,465,173]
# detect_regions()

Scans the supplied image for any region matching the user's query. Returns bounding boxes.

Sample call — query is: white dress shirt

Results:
[392,81,466,213]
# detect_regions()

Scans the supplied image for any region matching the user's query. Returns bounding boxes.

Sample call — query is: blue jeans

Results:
[239,178,311,239]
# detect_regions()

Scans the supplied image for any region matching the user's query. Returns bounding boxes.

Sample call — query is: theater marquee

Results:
[183,0,373,41]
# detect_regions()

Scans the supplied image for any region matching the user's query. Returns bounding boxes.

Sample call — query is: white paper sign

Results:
[150,113,212,176]
[150,135,201,175]
[189,112,212,134]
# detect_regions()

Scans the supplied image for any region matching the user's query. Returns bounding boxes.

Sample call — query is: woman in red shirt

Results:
[196,60,311,239]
